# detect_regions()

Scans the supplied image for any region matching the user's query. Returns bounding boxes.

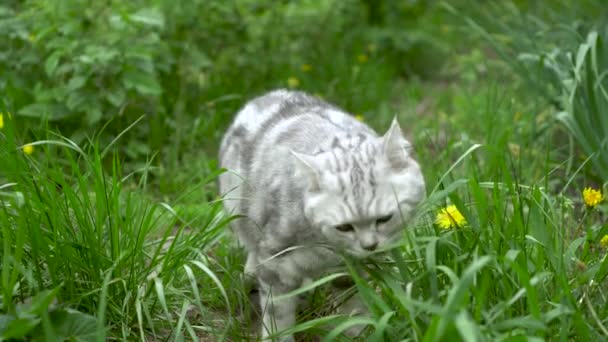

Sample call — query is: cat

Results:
[218,89,425,341]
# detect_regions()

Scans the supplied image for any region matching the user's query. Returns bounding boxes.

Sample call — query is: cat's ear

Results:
[290,150,321,191]
[382,117,410,170]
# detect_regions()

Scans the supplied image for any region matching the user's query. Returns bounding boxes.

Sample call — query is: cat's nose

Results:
[361,241,378,251]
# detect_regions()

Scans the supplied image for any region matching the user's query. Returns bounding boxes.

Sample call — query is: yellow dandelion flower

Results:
[2,111,12,128]
[287,77,300,88]
[513,111,522,122]
[601,235,608,248]
[301,64,312,72]
[22,144,35,155]
[355,114,364,122]
[583,187,603,208]
[367,43,377,53]
[435,205,466,230]
[357,54,368,64]
[508,143,520,157]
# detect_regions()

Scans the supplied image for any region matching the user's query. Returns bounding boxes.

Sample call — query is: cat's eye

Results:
[376,214,393,225]
[335,223,354,232]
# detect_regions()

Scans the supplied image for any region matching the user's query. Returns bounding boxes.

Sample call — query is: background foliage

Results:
[1,0,608,340]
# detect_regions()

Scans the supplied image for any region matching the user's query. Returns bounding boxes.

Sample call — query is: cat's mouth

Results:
[347,236,404,258]
[344,246,384,258]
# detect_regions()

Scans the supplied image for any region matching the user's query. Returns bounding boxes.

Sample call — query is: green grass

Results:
[2,0,608,341]
[0,119,238,340]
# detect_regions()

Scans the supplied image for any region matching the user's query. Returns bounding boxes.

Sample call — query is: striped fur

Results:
[219,89,425,340]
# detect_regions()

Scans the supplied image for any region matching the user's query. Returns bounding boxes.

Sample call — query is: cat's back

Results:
[220,89,373,171]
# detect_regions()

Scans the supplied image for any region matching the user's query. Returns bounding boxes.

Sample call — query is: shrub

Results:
[452,0,608,180]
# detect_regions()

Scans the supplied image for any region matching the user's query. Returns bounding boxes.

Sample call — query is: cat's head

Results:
[292,118,425,257]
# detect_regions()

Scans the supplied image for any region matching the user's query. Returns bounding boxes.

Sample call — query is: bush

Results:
[452,0,608,181]
[0,0,446,160]
[0,0,171,126]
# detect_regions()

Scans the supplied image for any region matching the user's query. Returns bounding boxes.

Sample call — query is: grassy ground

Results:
[1,1,608,341]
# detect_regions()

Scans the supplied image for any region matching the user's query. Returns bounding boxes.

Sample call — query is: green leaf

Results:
[66,76,87,92]
[273,272,349,302]
[1,316,40,339]
[322,316,376,342]
[430,143,483,194]
[85,107,103,126]
[454,310,480,342]
[83,46,119,64]
[130,8,165,28]
[595,252,608,283]
[442,257,492,319]
[123,71,162,96]
[67,92,86,110]
[50,309,98,342]
[493,316,546,331]
[0,315,15,334]
[283,315,344,337]
[190,260,230,310]
[18,103,71,121]
[369,311,396,340]
[25,286,61,316]
[105,89,126,107]
[45,52,61,77]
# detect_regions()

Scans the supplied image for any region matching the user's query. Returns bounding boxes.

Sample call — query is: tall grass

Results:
[555,31,608,182]
[0,117,235,340]
[447,0,608,181]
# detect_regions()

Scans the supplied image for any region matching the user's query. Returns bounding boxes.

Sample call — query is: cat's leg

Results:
[258,280,297,342]
[332,276,369,338]
[244,252,261,316]
[335,292,368,337]
[257,265,299,342]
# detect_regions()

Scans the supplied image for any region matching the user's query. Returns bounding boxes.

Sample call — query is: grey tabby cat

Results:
[219,89,425,340]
